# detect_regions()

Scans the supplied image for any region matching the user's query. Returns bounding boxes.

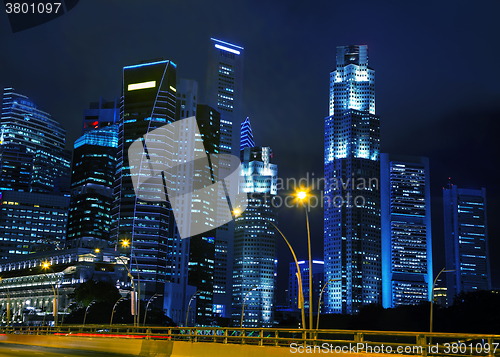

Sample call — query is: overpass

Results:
[1,325,499,356]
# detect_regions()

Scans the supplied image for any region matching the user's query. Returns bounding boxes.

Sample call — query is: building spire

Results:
[240,117,255,151]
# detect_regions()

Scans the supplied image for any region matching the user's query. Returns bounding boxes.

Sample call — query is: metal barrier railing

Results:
[1,325,499,356]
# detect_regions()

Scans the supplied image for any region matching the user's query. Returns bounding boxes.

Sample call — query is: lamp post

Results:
[119,239,141,327]
[240,285,258,328]
[263,217,306,330]
[42,262,60,327]
[316,278,341,330]
[83,299,97,326]
[185,292,198,328]
[430,268,455,334]
[60,301,76,326]
[117,251,138,327]
[296,189,313,330]
[110,297,125,326]
[143,293,162,326]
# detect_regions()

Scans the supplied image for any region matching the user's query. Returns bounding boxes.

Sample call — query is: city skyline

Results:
[1,0,499,308]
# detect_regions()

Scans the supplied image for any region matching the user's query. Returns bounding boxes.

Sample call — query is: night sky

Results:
[1,0,499,304]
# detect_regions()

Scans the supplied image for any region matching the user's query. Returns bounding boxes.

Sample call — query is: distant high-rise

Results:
[288,260,325,313]
[206,38,244,319]
[0,88,70,195]
[233,146,277,327]
[82,97,119,133]
[380,154,433,308]
[66,125,118,249]
[0,191,69,259]
[443,185,491,304]
[240,117,255,152]
[112,59,181,302]
[323,45,381,314]
[0,143,33,192]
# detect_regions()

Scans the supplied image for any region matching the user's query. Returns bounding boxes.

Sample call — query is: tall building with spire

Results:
[323,45,381,314]
[206,38,244,318]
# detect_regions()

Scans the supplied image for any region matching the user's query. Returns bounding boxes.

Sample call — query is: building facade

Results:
[288,260,325,314]
[206,38,245,319]
[66,125,118,249]
[233,146,277,327]
[0,248,128,326]
[323,45,381,314]
[0,191,69,259]
[380,154,433,308]
[443,185,491,304]
[111,59,181,302]
[82,97,119,133]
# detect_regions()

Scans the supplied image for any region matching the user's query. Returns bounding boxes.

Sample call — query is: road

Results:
[0,343,136,357]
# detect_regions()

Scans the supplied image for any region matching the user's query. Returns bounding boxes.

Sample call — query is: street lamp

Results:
[83,299,97,326]
[119,239,141,327]
[143,293,162,326]
[316,278,341,330]
[240,285,258,328]
[296,188,313,331]
[264,218,306,330]
[117,253,138,327]
[42,262,60,327]
[60,301,76,326]
[430,268,455,334]
[110,297,125,326]
[185,292,199,328]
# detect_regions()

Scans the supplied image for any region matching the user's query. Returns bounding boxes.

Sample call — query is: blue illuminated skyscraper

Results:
[443,185,491,304]
[66,125,118,249]
[323,45,381,314]
[206,38,245,318]
[233,146,277,327]
[380,154,433,308]
[240,117,255,152]
[288,260,325,313]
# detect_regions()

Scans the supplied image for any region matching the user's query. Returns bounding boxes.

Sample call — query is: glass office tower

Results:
[323,45,381,314]
[380,154,433,308]
[240,117,255,152]
[0,88,71,195]
[443,185,491,304]
[206,38,244,318]
[233,146,277,327]
[66,125,118,249]
[111,59,179,300]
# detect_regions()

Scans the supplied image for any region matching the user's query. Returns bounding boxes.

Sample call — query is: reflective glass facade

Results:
[323,45,381,314]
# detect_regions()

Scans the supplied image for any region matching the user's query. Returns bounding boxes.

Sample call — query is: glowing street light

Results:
[296,188,313,331]
[42,262,59,327]
[121,240,130,248]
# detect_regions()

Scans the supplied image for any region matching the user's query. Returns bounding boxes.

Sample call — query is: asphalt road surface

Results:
[0,343,137,357]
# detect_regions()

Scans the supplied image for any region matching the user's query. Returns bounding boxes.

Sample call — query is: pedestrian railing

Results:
[1,325,499,356]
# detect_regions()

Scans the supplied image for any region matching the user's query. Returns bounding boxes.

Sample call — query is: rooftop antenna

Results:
[448,177,452,189]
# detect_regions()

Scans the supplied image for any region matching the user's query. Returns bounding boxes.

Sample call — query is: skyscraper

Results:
[380,154,433,308]
[323,45,381,314]
[233,146,277,327]
[1,88,71,196]
[112,59,180,301]
[66,125,118,249]
[206,38,244,318]
[443,185,491,304]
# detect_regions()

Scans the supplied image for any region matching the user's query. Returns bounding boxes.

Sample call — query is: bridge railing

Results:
[1,325,499,356]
